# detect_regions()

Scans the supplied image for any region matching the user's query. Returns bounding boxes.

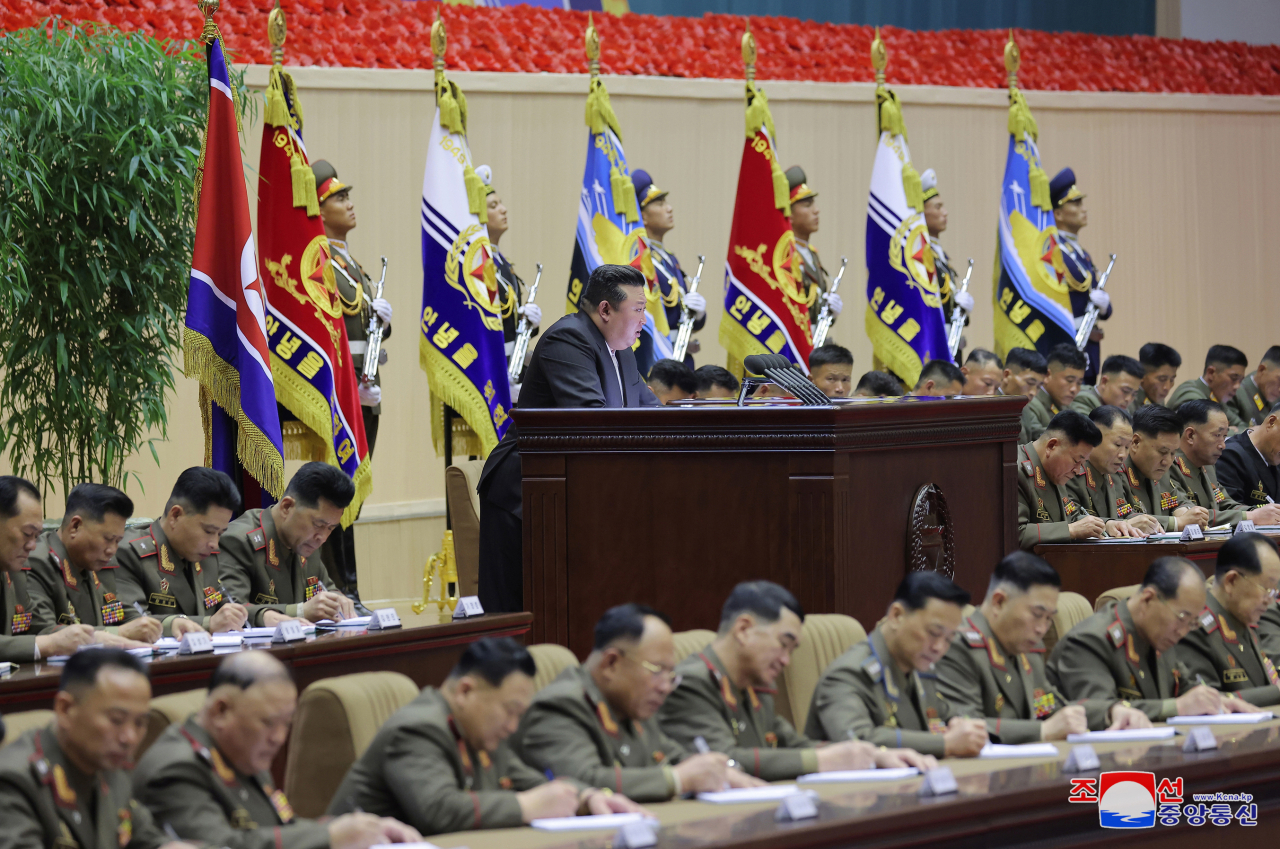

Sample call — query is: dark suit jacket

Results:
[478,309,658,517]
[1216,430,1280,507]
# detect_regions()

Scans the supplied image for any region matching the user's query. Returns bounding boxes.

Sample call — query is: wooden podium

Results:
[516,396,1024,656]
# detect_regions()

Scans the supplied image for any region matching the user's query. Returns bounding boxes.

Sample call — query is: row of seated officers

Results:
[4,536,1280,846]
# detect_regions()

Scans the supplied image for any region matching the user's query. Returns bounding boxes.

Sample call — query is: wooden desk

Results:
[1035,537,1235,607]
[516,397,1024,656]
[0,613,532,710]
[435,720,1280,849]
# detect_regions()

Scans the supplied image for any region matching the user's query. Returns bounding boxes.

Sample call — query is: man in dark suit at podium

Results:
[478,265,659,613]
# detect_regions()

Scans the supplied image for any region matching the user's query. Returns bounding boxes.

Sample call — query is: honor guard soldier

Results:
[0,649,184,849]
[1178,533,1280,707]
[1230,346,1280,428]
[0,476,98,663]
[805,572,987,757]
[218,463,356,626]
[314,160,390,614]
[513,604,758,803]
[1134,342,1182,410]
[1123,406,1210,532]
[784,166,843,330]
[660,581,933,780]
[936,553,1151,742]
[1069,355,1143,415]
[1170,400,1280,526]
[1048,557,1255,720]
[25,485,161,645]
[115,469,249,638]
[1021,344,1086,442]
[920,169,974,360]
[475,166,542,382]
[1048,168,1111,383]
[1017,411,1130,548]
[1166,345,1249,429]
[632,169,707,366]
[330,638,640,834]
[135,652,421,849]
[1216,401,1280,506]
[1064,406,1163,535]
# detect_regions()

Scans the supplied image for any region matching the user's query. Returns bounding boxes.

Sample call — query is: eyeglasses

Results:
[1157,596,1197,624]
[1237,572,1280,602]
[621,652,682,688]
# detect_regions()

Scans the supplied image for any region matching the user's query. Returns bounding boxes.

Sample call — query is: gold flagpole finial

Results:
[1004,28,1020,89]
[431,13,447,74]
[197,0,219,43]
[267,0,286,67]
[585,13,601,79]
[870,26,887,86]
[741,20,756,84]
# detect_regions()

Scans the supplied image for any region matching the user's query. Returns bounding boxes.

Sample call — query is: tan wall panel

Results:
[7,68,1280,597]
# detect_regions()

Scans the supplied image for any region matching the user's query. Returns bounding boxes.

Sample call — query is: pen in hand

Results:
[693,736,730,790]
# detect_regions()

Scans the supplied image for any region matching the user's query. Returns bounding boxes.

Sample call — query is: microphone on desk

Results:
[741,354,830,406]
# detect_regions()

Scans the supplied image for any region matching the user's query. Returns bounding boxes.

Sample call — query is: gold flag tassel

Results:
[582,15,637,223]
[263,2,318,216]
[1004,31,1049,211]
[432,15,486,223]
[741,23,789,216]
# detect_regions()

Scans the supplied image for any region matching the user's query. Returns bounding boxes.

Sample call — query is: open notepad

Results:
[979,743,1060,759]
[1167,712,1274,725]
[1066,727,1176,743]
[531,813,657,831]
[797,767,919,784]
[697,785,811,804]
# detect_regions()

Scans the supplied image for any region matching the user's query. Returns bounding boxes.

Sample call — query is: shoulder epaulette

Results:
[860,656,883,682]
[129,536,156,558]
[1106,618,1126,649]
[248,528,266,551]
[1199,608,1217,633]
[962,629,985,649]
[1175,456,1192,476]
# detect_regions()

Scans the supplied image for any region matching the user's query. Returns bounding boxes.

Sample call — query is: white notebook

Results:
[697,785,809,804]
[1167,712,1273,725]
[979,743,1060,759]
[531,813,656,831]
[1066,727,1176,743]
[797,767,919,784]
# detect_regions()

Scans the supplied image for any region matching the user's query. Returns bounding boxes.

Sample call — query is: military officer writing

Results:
[25,484,161,644]
[1048,168,1111,384]
[114,468,250,637]
[513,604,761,802]
[134,652,420,849]
[660,581,934,779]
[330,637,643,834]
[0,476,101,662]
[0,649,195,849]
[1021,344,1087,442]
[1229,346,1280,428]
[1062,405,1162,535]
[1134,342,1182,409]
[1166,345,1249,430]
[1169,399,1280,526]
[1068,355,1142,416]
[314,160,390,614]
[218,462,357,626]
[1123,405,1211,532]
[1048,557,1254,720]
[935,552,1150,743]
[805,571,989,758]
[1178,532,1280,707]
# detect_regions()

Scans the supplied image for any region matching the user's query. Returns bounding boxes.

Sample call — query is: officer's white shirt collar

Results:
[606,345,624,400]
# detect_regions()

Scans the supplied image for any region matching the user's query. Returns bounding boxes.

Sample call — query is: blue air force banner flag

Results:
[419,65,510,459]
[992,84,1075,360]
[863,84,950,387]
[564,73,671,374]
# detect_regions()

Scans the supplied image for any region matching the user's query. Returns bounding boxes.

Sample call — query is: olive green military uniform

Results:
[0,725,166,849]
[1129,387,1158,414]
[217,508,328,625]
[1016,442,1090,548]
[1047,599,1188,721]
[1169,451,1248,527]
[795,240,827,327]
[0,569,38,663]
[1258,602,1280,667]
[132,717,327,849]
[1064,460,1146,524]
[24,531,129,635]
[658,645,818,781]
[329,239,388,421]
[1121,458,1183,532]
[1020,390,1062,442]
[935,610,1113,744]
[1178,593,1280,707]
[1067,386,1103,416]
[1167,378,1247,430]
[512,664,684,803]
[328,687,548,834]
[1230,373,1271,428]
[114,521,234,637]
[803,626,952,757]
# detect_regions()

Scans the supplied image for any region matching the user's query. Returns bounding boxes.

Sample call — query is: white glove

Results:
[826,292,844,317]
[683,291,707,318]
[508,373,521,405]
[371,297,393,324]
[518,302,542,328]
[358,383,381,407]
[954,289,975,312]
[1089,288,1110,310]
